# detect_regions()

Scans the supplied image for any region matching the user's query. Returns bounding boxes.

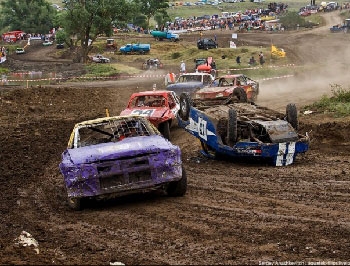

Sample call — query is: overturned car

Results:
[59,115,187,210]
[177,92,309,166]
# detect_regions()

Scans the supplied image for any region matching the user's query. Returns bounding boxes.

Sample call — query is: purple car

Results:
[59,115,186,210]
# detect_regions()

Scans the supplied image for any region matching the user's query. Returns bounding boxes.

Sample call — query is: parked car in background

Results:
[43,40,53,46]
[56,43,64,49]
[59,115,187,210]
[197,38,218,50]
[329,24,346,32]
[91,54,110,63]
[15,48,25,54]
[120,90,180,140]
[142,58,163,70]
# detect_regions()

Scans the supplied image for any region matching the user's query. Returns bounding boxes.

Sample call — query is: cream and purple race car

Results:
[59,115,186,210]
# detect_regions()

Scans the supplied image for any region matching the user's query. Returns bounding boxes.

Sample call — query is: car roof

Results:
[131,90,171,96]
[74,115,145,127]
[181,72,212,76]
[218,74,244,79]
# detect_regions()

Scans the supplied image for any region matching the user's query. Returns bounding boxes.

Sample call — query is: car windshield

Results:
[179,75,202,82]
[131,95,167,107]
[73,117,154,148]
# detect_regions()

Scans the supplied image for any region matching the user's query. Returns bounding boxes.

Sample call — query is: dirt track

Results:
[1,11,350,265]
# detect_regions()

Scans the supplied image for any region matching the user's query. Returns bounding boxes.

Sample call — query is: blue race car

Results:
[177,92,309,166]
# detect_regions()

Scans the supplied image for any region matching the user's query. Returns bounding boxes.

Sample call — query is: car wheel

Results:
[166,167,187,197]
[67,197,82,211]
[179,93,191,121]
[227,109,238,146]
[286,103,298,130]
[205,46,209,50]
[233,87,248,103]
[215,45,218,48]
[159,121,171,140]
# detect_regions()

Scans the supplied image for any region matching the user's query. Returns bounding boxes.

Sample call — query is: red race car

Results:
[120,90,180,140]
[193,74,259,103]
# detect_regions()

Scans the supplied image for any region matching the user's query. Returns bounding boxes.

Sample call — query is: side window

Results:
[172,92,180,104]
[168,95,175,108]
[238,77,247,86]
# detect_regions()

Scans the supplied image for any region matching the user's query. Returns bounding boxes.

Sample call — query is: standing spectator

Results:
[165,71,176,86]
[214,34,217,42]
[249,56,256,66]
[180,61,186,73]
[236,55,241,65]
[259,52,265,65]
[199,31,203,39]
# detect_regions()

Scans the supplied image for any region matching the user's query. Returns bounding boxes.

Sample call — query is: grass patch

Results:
[303,84,350,116]
[83,63,141,77]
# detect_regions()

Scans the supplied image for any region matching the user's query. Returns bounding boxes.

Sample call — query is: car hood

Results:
[120,107,168,118]
[167,81,203,89]
[197,87,233,94]
[65,135,178,165]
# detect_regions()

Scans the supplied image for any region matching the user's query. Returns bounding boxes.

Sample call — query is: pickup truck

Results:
[119,43,151,54]
[150,30,179,42]
[91,54,110,63]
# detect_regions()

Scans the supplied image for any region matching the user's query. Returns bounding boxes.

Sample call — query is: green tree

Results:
[154,11,171,30]
[0,0,56,34]
[60,0,137,63]
[135,0,169,30]
[279,11,306,30]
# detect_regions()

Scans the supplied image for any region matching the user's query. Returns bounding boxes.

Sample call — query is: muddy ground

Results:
[1,11,350,265]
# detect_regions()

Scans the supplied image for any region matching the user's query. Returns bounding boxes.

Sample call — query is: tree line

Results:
[0,0,170,62]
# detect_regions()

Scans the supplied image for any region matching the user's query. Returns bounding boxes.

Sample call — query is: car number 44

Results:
[131,109,155,116]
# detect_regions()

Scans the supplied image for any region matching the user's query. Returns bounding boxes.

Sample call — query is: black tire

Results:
[179,93,191,121]
[167,167,187,197]
[286,103,298,130]
[227,109,238,146]
[159,121,171,140]
[67,197,82,211]
[233,87,248,103]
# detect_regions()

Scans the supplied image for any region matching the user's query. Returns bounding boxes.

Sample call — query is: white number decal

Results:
[198,117,207,141]
[131,109,155,116]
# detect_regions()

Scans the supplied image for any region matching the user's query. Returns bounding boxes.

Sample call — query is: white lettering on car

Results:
[131,109,156,116]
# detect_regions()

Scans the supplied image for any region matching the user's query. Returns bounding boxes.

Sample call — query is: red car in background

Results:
[120,90,180,140]
[193,74,259,102]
